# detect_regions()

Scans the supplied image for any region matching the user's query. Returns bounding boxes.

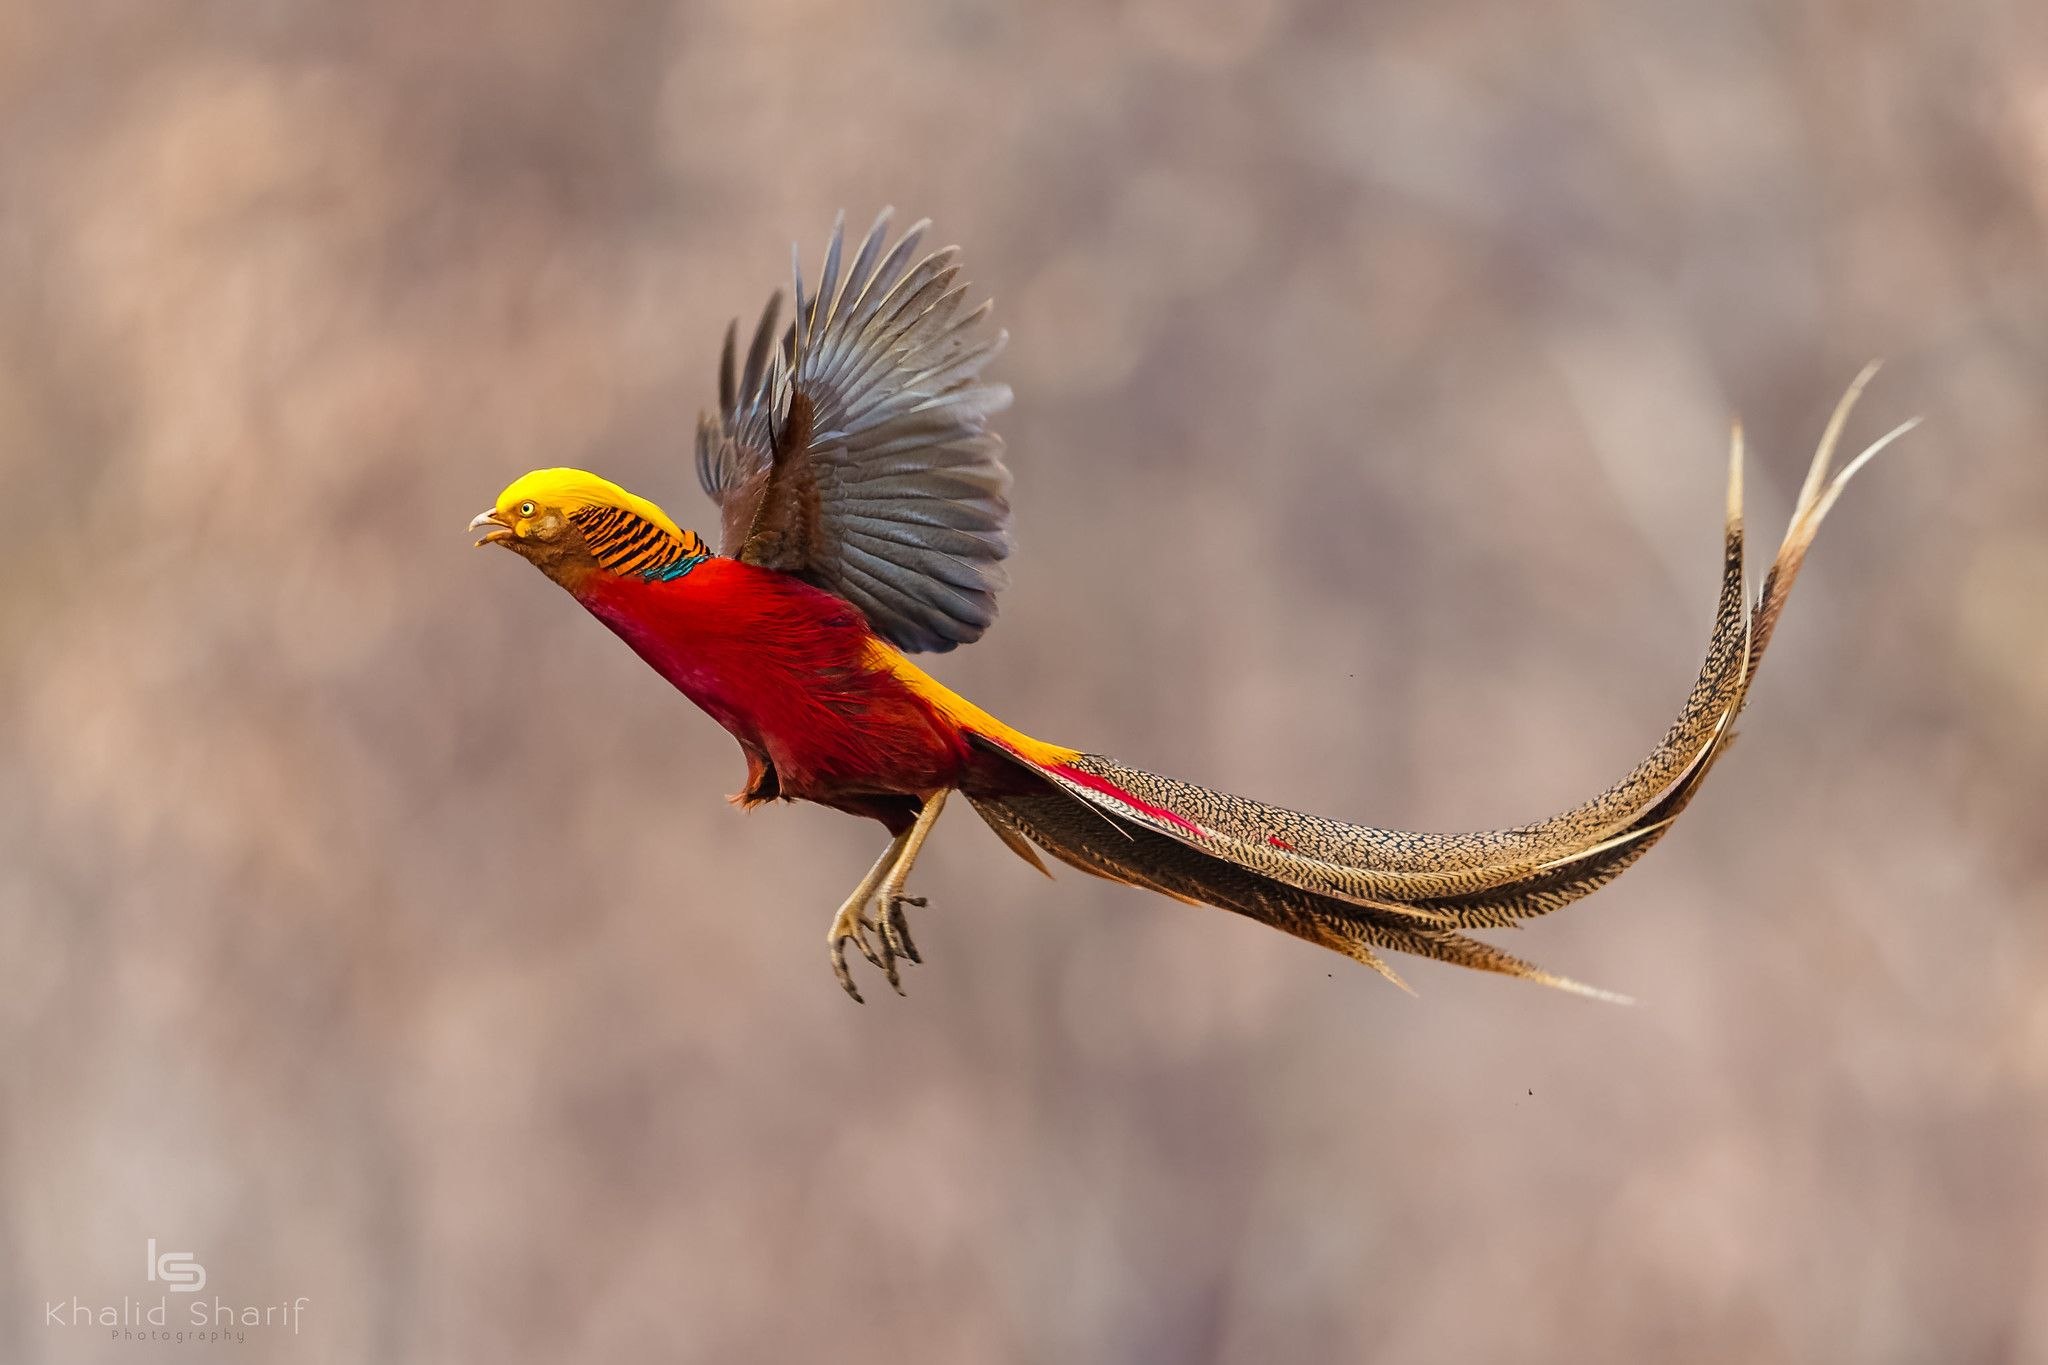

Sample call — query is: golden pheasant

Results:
[470,210,1913,1002]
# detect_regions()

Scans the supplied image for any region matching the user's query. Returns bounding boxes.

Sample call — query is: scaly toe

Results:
[852,917,887,972]
[830,933,866,1004]
[827,904,887,1003]
[882,894,926,965]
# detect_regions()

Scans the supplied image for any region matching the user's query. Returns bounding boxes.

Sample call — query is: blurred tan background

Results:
[3,0,2046,1361]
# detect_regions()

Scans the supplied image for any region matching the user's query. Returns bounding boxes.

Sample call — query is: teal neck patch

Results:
[642,550,711,582]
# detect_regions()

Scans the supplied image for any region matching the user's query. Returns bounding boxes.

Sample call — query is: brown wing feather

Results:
[736,389,819,568]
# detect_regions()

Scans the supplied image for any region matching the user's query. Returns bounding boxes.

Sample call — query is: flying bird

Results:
[470,210,1913,1002]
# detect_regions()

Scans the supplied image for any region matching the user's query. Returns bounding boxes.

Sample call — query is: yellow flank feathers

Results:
[861,640,1081,769]
[496,468,689,543]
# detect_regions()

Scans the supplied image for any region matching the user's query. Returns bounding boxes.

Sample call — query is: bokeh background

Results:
[4,1,2046,1361]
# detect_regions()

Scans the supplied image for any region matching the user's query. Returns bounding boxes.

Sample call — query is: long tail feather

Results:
[1008,435,1754,909]
[974,370,1907,995]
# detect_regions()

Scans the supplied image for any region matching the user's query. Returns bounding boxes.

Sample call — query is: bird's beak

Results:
[470,509,513,547]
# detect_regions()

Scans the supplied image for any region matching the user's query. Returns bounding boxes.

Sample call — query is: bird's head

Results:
[470,468,708,588]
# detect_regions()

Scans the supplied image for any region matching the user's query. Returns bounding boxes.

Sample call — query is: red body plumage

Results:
[573,559,1009,830]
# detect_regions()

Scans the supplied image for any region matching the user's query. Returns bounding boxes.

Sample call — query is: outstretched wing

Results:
[695,209,1014,653]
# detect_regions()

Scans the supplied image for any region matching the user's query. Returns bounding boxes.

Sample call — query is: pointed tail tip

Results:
[1836,414,1922,489]
[1725,419,1746,528]
[1800,359,1887,512]
[1781,363,1919,546]
[1534,972,1637,1006]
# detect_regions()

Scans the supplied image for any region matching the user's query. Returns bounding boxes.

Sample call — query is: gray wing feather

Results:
[695,208,1015,652]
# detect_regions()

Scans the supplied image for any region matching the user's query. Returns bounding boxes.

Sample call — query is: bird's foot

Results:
[827,892,926,1004]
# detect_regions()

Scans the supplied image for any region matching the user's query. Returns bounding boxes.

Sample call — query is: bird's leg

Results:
[874,790,948,969]
[828,829,911,1004]
[826,791,950,1003]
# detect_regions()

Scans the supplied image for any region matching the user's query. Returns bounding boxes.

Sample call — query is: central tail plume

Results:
[971,369,1916,997]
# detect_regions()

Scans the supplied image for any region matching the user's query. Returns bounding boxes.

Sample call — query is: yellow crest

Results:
[493,468,688,542]
[492,468,711,575]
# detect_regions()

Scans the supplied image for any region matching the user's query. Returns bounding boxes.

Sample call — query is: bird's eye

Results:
[519,501,536,518]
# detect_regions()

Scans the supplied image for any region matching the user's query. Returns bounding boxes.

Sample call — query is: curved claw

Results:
[830,932,867,1004]
[881,894,925,964]
[829,906,889,1004]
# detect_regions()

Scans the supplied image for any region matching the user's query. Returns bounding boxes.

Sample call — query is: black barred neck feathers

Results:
[570,505,713,580]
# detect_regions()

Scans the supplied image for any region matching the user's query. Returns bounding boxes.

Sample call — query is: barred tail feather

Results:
[971,792,1630,1000]
[972,369,1908,994]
